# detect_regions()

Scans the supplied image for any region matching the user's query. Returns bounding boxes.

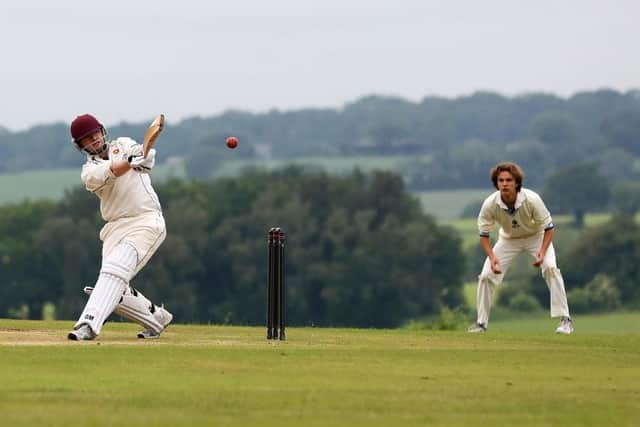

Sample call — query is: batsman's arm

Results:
[108,137,149,176]
[109,150,155,177]
[82,160,116,193]
[110,158,133,177]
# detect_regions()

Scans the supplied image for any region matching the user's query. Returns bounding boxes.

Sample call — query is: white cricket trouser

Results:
[74,212,166,336]
[476,233,570,326]
[100,211,166,278]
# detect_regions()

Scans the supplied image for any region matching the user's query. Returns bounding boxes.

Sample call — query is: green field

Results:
[0,164,186,205]
[1,316,638,426]
[213,155,419,178]
[0,163,633,222]
[0,156,423,205]
[0,168,81,203]
[0,162,480,220]
[414,189,488,220]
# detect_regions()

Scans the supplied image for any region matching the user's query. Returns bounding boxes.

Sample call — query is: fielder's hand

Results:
[128,148,156,172]
[490,256,502,274]
[533,251,545,268]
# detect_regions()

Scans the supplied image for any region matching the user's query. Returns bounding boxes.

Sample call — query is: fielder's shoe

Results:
[67,324,96,341]
[555,317,574,335]
[137,304,173,339]
[467,323,487,333]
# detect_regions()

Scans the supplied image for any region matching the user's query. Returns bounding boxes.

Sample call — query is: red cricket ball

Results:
[226,136,238,149]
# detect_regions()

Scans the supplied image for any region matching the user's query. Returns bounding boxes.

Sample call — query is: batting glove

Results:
[128,148,156,172]
[126,143,144,158]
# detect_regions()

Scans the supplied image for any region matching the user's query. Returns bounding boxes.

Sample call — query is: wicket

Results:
[267,227,286,340]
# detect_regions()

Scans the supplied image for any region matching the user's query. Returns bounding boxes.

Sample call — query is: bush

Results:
[508,292,543,312]
[7,304,29,319]
[567,288,590,313]
[567,274,621,313]
[588,274,622,310]
[496,279,537,306]
[404,307,470,331]
[42,302,56,321]
[431,307,469,330]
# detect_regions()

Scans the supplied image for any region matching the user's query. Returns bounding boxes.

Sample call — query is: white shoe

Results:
[68,324,96,341]
[467,323,487,333]
[137,329,161,339]
[555,317,574,334]
[137,304,173,339]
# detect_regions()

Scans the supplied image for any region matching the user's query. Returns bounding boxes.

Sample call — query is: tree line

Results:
[1,89,639,189]
[2,168,639,325]
[0,168,465,326]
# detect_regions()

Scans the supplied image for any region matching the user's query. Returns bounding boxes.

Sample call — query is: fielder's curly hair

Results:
[490,162,524,192]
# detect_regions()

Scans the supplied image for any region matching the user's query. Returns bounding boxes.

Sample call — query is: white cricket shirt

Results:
[477,188,553,239]
[81,137,162,222]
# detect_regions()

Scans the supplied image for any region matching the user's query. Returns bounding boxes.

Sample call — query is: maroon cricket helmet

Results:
[70,114,104,143]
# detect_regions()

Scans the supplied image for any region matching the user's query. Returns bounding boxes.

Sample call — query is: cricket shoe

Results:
[467,323,487,333]
[138,304,173,339]
[555,317,574,335]
[68,324,97,341]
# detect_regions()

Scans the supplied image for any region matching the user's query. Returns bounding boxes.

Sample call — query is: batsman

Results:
[67,113,173,340]
[468,162,573,334]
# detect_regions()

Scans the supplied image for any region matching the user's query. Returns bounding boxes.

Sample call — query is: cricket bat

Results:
[142,114,165,158]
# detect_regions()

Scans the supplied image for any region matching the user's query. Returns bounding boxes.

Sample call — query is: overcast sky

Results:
[1,0,638,131]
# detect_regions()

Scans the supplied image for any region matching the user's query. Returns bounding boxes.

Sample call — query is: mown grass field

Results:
[0,165,508,221]
[213,155,421,178]
[1,159,616,222]
[414,189,487,220]
[1,316,638,427]
[0,156,432,206]
[6,162,628,224]
[0,164,186,205]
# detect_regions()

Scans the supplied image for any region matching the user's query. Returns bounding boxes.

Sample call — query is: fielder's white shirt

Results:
[478,188,553,239]
[81,137,162,222]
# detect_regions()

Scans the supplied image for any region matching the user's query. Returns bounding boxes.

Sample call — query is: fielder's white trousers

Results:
[476,233,570,327]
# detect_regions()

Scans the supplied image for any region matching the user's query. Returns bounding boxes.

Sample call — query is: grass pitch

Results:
[1,317,639,427]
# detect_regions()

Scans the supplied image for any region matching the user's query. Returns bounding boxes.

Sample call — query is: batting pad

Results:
[74,243,138,335]
[100,242,139,282]
[84,286,171,334]
[116,287,165,333]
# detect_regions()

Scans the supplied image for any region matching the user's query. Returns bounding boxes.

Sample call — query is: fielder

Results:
[468,162,573,334]
[67,114,173,340]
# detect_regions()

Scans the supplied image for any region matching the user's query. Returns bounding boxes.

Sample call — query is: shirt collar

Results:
[496,190,525,213]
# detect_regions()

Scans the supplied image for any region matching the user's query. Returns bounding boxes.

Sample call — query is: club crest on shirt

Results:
[511,219,520,228]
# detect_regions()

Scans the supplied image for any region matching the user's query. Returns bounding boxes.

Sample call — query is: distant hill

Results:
[1,89,639,189]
